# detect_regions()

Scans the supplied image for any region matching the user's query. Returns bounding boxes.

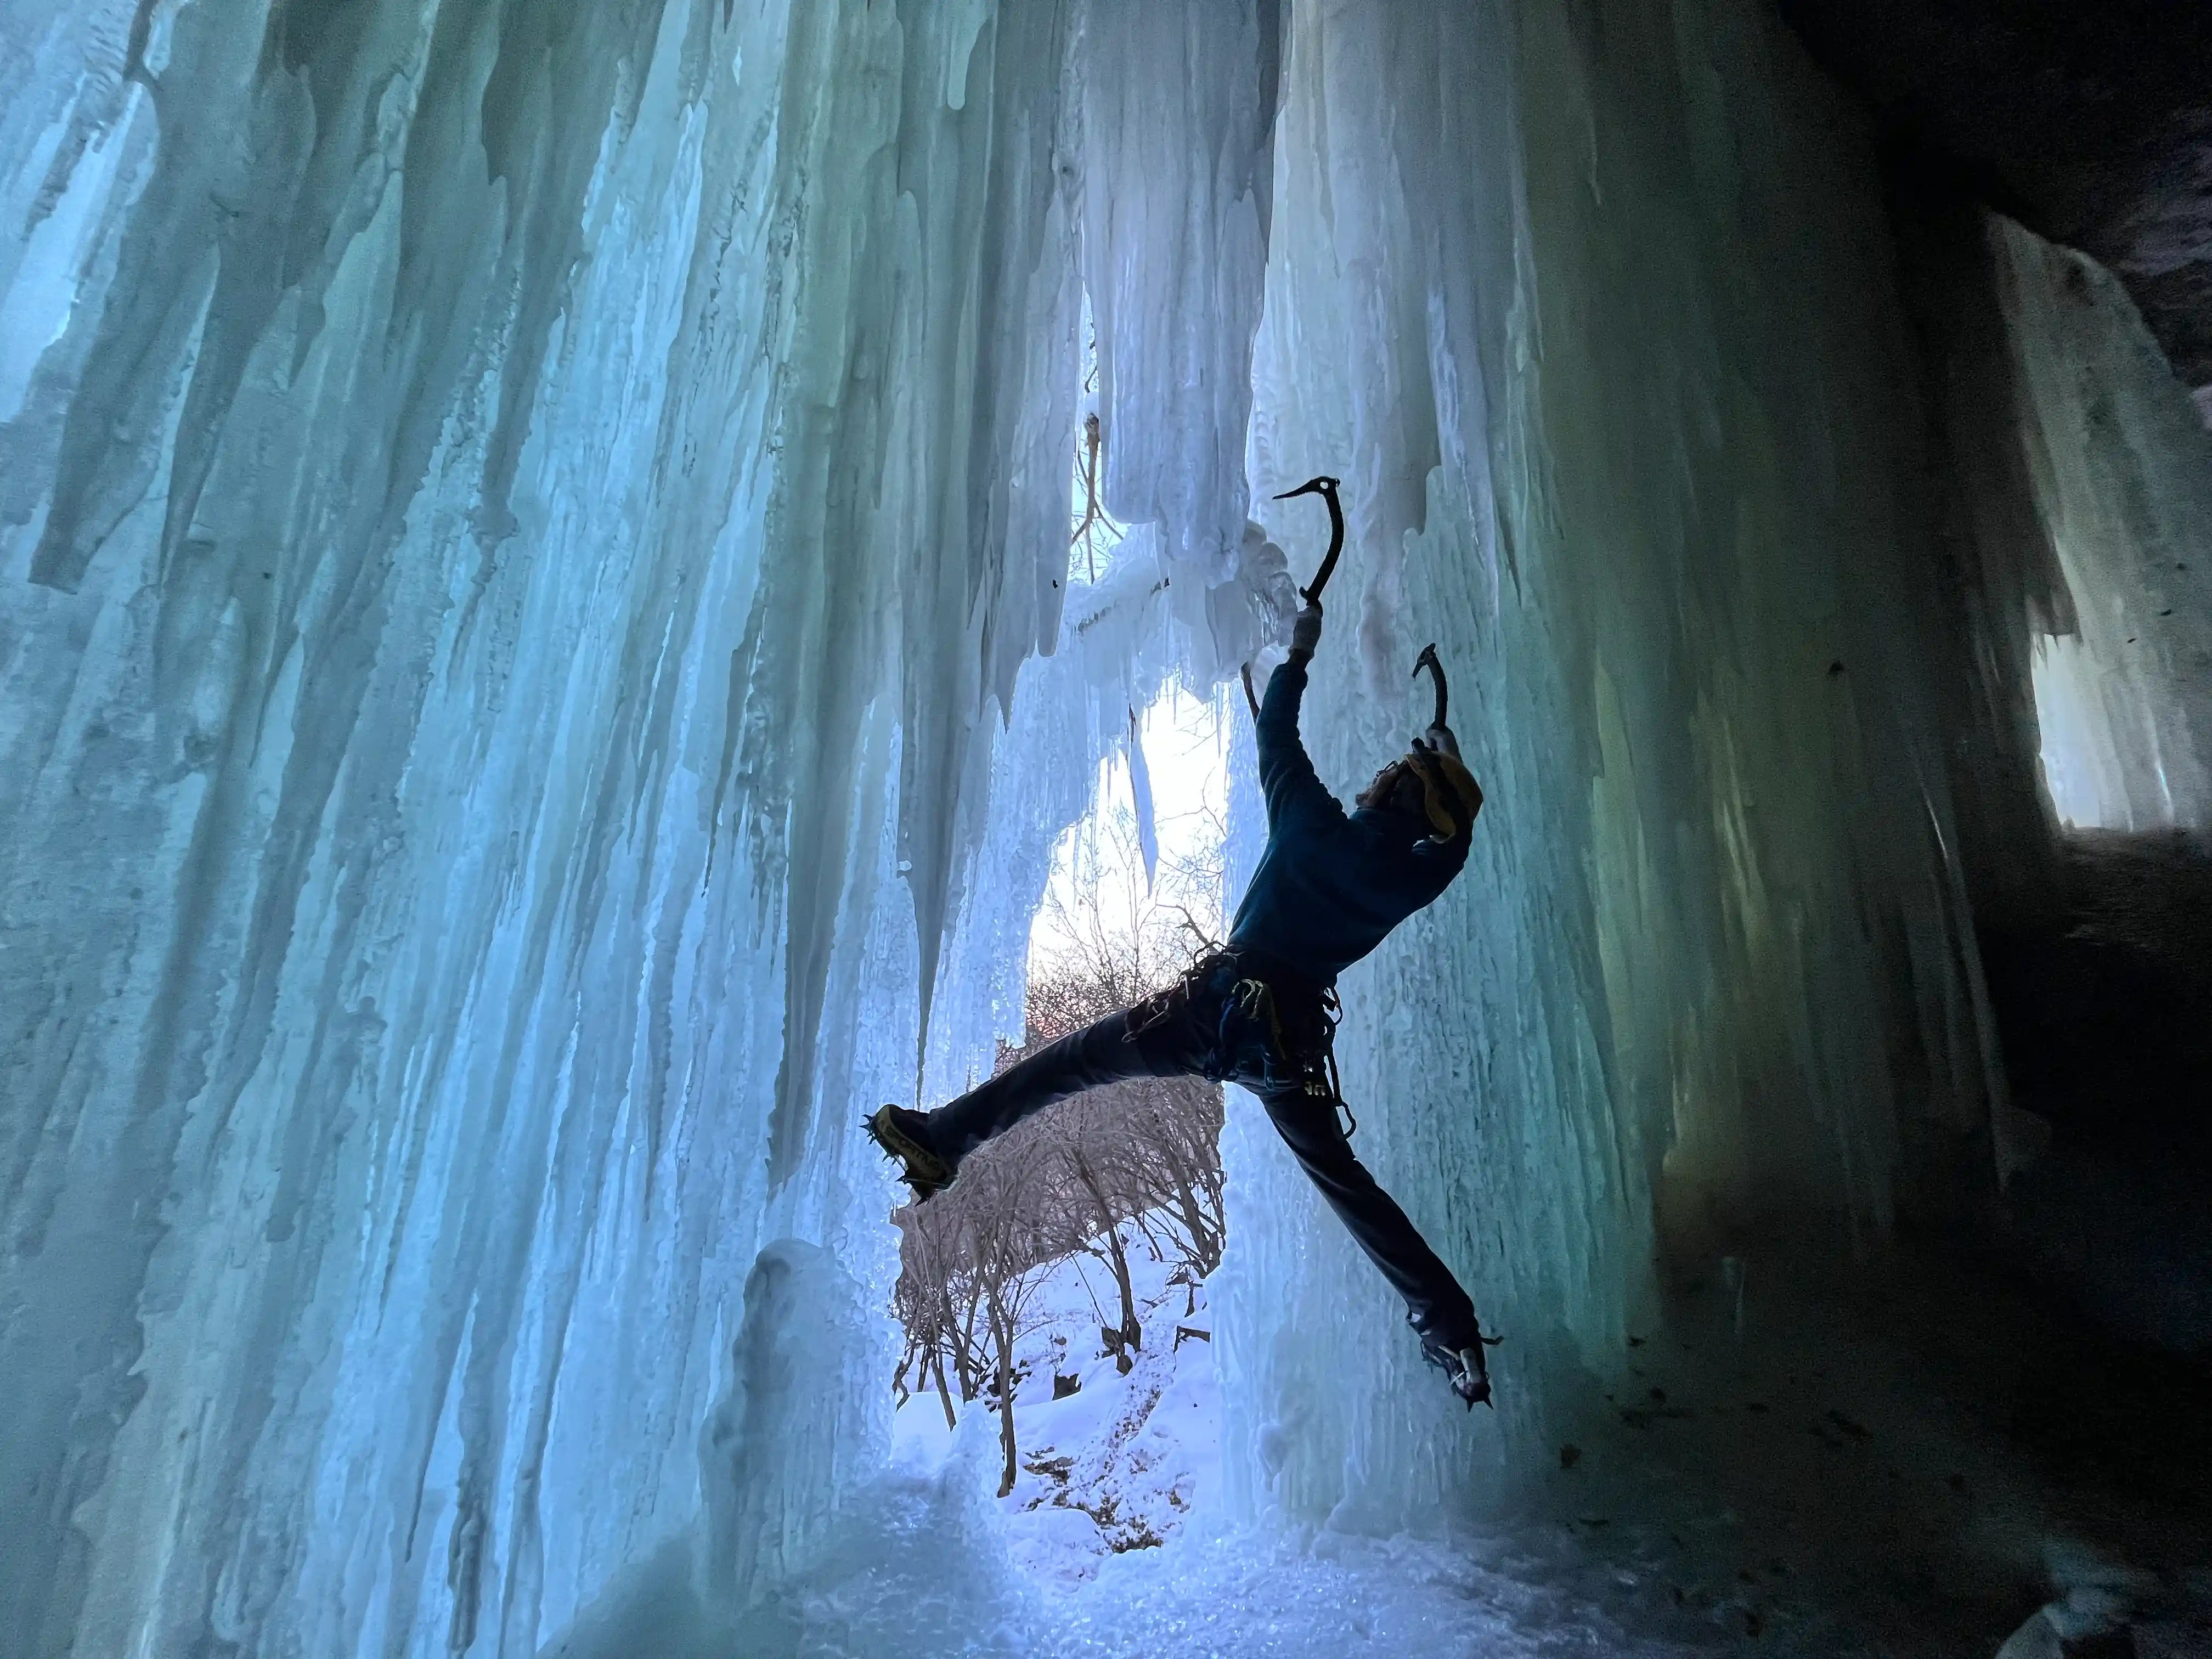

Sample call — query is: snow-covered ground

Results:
[877,1237,1738,1657]
[893,1235,1222,1584]
[871,1231,1922,1658]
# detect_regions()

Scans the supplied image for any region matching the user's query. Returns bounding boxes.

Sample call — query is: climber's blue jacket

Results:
[1226,659,1470,986]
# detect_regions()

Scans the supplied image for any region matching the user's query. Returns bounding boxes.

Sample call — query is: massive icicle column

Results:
[1216,0,2010,1528]
[1994,219,2212,833]
[1,1,1277,1651]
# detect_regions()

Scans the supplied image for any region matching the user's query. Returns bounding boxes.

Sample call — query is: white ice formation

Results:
[2,1,2205,1655]
[1995,221,2212,832]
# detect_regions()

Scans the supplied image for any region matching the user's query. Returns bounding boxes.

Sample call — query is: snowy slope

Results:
[895,1234,1222,1583]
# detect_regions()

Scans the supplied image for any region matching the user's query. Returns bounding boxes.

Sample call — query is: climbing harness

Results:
[1127,947,1357,1140]
[1226,972,1350,1127]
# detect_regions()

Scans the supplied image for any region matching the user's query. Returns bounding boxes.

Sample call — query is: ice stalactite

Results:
[1218,0,2005,1531]
[1,2,1280,1652]
[698,1242,882,1606]
[1076,1,1280,603]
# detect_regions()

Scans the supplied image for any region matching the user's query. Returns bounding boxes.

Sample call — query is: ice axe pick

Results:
[1272,476,1345,604]
[1413,642,1448,730]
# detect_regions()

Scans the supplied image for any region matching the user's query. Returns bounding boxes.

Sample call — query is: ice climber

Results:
[868,483,1496,1409]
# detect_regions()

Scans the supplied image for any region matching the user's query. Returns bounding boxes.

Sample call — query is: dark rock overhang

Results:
[1779,0,2212,400]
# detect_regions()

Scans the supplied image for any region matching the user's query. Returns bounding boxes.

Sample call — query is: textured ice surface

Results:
[1992,218,2212,832]
[2,0,2148,1653]
[556,1442,1748,1659]
[0,2,1274,1649]
[1216,0,2005,1535]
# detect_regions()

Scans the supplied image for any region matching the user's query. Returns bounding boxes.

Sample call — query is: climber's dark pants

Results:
[926,963,1481,1351]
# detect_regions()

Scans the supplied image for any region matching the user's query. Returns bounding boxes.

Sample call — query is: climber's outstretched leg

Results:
[1251,1079,1493,1406]
[868,987,1212,1200]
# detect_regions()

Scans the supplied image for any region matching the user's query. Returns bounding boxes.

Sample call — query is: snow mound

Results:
[895,1237,1223,1583]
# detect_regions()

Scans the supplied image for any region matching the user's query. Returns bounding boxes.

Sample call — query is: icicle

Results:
[1128,706,1160,893]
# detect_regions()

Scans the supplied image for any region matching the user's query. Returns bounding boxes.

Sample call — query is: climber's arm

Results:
[1256,606,1345,831]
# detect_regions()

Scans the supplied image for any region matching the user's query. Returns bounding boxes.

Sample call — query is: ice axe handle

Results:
[1413,644,1448,729]
[1272,476,1344,603]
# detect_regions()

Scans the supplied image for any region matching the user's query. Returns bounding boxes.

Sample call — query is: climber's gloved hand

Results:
[1289,601,1323,661]
[1417,723,1462,760]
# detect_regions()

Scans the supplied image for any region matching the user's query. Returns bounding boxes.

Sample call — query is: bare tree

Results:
[1063,1098,1151,1370]
[893,1199,977,1429]
[1070,411,1124,583]
[953,1132,1065,1496]
[889,1003,1226,1470]
[1029,748,1226,1002]
[888,718,1231,1485]
[1121,1079,1226,1276]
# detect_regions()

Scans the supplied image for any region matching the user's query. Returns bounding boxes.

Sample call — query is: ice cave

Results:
[3,2,2209,1655]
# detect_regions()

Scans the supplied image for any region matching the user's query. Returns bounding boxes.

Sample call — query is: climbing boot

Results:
[865,1104,954,1203]
[1420,1328,1499,1410]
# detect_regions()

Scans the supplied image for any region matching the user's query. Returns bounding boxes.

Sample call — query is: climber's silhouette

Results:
[869,478,1496,1408]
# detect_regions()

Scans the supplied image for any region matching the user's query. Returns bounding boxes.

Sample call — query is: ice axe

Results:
[1242,476,1342,721]
[1413,642,1448,730]
[1272,475,1344,604]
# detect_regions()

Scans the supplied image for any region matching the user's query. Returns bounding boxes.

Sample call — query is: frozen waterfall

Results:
[6,0,2190,1655]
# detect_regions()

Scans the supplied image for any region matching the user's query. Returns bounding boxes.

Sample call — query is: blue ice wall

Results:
[1217,0,2008,1530]
[0,2,1277,1649]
